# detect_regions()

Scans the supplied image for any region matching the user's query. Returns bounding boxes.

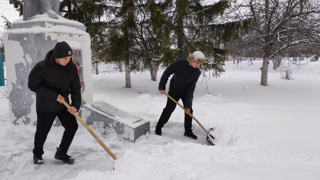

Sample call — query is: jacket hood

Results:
[45,49,54,61]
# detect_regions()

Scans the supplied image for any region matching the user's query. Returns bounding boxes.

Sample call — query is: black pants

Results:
[157,91,193,132]
[33,108,78,157]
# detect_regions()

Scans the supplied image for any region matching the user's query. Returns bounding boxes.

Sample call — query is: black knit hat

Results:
[53,41,72,58]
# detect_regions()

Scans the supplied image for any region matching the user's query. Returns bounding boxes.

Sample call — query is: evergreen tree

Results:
[93,0,135,87]
[9,0,255,85]
[94,0,174,83]
[131,0,174,81]
[89,0,255,83]
[160,0,254,77]
[60,0,111,50]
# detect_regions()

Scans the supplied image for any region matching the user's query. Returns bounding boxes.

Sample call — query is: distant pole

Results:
[0,54,4,86]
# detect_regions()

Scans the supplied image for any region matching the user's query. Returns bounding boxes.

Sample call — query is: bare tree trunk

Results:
[123,17,131,88]
[125,59,131,87]
[149,63,159,81]
[150,70,157,81]
[261,0,269,86]
[260,57,269,86]
[95,61,99,75]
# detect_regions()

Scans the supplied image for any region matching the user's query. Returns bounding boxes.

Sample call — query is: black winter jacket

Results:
[159,58,201,109]
[28,49,81,112]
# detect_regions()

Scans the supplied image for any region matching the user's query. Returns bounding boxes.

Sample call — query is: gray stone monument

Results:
[4,0,93,125]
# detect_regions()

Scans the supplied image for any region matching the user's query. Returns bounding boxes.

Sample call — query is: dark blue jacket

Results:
[28,49,81,112]
[159,58,201,109]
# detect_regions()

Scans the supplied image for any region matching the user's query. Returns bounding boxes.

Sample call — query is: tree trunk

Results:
[175,0,187,57]
[149,62,159,81]
[123,16,131,88]
[150,69,157,81]
[260,0,269,86]
[260,57,269,86]
[272,55,283,70]
[125,59,131,87]
[95,61,99,75]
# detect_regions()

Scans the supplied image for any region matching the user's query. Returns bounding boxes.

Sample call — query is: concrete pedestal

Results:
[3,15,93,125]
[82,102,150,142]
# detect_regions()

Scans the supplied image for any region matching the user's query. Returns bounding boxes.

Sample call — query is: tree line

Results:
[6,0,320,86]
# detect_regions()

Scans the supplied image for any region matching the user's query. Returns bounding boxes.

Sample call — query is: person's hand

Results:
[159,90,165,94]
[57,94,64,103]
[68,106,77,115]
[184,108,190,115]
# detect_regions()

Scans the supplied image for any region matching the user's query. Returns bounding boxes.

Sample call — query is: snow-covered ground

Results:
[0,59,320,180]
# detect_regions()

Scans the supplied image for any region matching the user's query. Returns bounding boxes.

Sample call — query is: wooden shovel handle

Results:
[163,92,208,134]
[61,99,117,160]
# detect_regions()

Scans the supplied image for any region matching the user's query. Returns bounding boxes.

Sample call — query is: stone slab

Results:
[82,102,150,142]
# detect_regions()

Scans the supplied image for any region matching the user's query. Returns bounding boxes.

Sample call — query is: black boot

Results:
[54,148,75,164]
[184,131,198,140]
[155,125,162,136]
[33,154,44,165]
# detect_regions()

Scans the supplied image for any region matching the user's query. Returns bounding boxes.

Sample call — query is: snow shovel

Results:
[163,92,215,145]
[61,99,117,160]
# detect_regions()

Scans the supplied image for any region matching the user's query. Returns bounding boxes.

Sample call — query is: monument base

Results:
[82,102,150,142]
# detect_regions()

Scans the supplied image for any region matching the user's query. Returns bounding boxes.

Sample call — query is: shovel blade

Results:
[206,128,215,146]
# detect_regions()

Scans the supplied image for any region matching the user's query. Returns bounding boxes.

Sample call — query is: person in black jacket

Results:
[28,41,81,165]
[155,51,206,140]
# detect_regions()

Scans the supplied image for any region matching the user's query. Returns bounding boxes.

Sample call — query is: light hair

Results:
[187,53,206,64]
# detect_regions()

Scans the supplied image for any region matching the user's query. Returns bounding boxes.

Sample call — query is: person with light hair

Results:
[155,51,206,140]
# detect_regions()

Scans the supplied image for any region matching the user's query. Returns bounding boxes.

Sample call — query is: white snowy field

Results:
[0,59,320,180]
